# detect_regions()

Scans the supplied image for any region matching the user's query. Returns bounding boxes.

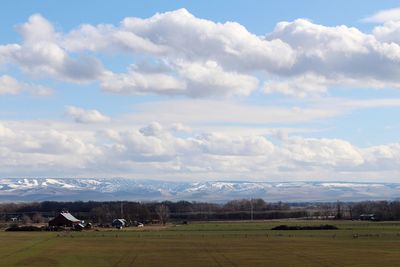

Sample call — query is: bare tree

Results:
[156,204,170,225]
[22,214,31,224]
[92,204,115,224]
[32,213,44,223]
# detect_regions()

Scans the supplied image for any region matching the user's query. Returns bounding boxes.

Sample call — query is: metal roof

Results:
[112,219,126,225]
[60,212,80,222]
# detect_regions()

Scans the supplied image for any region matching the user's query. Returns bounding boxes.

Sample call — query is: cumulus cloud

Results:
[0,123,99,156]
[2,10,400,97]
[176,60,259,97]
[87,123,276,166]
[0,125,102,177]
[63,11,400,97]
[63,23,167,55]
[0,10,291,97]
[362,143,400,170]
[65,106,110,123]
[266,19,400,95]
[373,20,400,44]
[0,14,104,82]
[139,122,165,137]
[101,60,258,97]
[120,9,295,71]
[281,136,365,167]
[63,9,295,71]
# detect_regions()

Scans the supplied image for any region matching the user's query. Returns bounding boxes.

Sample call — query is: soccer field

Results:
[1,220,400,267]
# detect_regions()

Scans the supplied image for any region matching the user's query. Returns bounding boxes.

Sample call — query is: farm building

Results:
[359,214,376,221]
[48,212,81,227]
[74,223,85,231]
[112,219,127,228]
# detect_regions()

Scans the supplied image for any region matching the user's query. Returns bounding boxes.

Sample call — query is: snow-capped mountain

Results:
[0,178,399,202]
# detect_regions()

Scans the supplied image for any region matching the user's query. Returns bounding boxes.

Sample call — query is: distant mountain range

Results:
[0,178,399,202]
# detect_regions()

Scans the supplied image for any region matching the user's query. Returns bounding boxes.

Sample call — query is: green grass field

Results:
[1,220,400,267]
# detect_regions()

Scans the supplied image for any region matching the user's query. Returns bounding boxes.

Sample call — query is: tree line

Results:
[1,199,400,224]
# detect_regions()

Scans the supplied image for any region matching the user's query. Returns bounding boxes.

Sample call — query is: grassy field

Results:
[0,220,400,266]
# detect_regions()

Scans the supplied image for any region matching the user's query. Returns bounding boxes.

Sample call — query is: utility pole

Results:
[336,200,342,220]
[120,202,124,218]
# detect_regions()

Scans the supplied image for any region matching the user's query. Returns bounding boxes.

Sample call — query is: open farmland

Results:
[1,220,400,267]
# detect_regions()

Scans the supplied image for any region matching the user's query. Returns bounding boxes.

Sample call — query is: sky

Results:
[0,0,399,182]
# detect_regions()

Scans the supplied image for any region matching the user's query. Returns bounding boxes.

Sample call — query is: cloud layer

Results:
[2,9,400,97]
[0,121,398,180]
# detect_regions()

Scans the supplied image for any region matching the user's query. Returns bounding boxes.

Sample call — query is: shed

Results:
[112,219,127,228]
[48,212,81,227]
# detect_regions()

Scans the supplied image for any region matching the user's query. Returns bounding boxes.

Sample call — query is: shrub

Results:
[271,224,338,230]
[6,225,42,231]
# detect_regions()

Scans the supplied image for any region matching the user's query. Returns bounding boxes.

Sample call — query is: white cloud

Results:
[0,75,53,96]
[281,136,365,167]
[2,10,400,97]
[0,121,398,180]
[1,10,292,97]
[125,99,341,126]
[362,7,400,23]
[25,84,54,96]
[139,122,165,137]
[63,11,400,97]
[0,123,99,157]
[264,73,328,97]
[197,133,274,156]
[266,18,400,96]
[0,75,22,94]
[0,14,104,82]
[68,8,295,71]
[362,143,400,169]
[373,20,400,44]
[101,60,258,97]
[100,68,186,95]
[176,60,259,97]
[0,124,15,138]
[63,23,167,54]
[1,9,400,181]
[65,106,110,123]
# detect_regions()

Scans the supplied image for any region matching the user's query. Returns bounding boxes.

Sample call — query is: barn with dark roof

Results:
[48,212,81,227]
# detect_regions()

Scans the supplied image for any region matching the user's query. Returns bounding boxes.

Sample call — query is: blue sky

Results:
[0,1,399,182]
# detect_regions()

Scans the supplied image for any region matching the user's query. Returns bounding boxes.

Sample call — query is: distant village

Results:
[5,209,156,232]
[48,211,144,231]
